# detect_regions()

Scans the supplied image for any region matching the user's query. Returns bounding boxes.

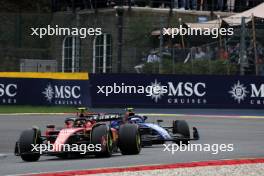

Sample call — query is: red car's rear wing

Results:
[94,113,122,122]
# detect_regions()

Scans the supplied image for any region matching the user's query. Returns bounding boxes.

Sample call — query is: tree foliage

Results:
[143,59,239,75]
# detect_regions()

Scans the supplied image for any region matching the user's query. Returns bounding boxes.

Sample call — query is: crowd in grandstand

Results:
[52,0,264,12]
[134,41,264,73]
[125,0,263,12]
[179,41,264,64]
[135,0,263,12]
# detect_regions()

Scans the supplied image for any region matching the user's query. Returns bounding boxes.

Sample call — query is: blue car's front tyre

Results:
[173,120,190,145]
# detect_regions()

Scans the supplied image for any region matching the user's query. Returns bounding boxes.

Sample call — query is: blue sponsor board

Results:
[0,78,90,106]
[90,74,264,108]
[2,74,264,108]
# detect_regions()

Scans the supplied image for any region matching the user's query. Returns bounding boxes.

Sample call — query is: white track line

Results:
[0,113,264,119]
[0,113,72,116]
[0,153,8,159]
[139,113,264,119]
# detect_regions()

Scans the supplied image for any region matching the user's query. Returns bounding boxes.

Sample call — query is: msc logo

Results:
[0,83,17,104]
[229,81,264,104]
[229,81,248,103]
[0,84,17,97]
[149,80,206,103]
[42,84,81,103]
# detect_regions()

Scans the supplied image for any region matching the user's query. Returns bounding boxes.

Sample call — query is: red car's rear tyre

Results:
[92,125,113,157]
[119,124,141,155]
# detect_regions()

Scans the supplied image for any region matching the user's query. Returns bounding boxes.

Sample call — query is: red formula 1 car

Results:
[15,109,141,162]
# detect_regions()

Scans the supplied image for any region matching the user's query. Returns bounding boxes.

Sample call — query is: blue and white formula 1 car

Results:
[111,108,200,146]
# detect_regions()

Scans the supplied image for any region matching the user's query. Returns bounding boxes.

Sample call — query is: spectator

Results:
[212,47,219,60]
[217,0,224,10]
[107,0,116,7]
[134,52,147,73]
[196,0,204,10]
[204,46,213,60]
[205,0,218,10]
[228,44,239,63]
[190,47,196,60]
[257,43,264,60]
[147,52,160,63]
[134,51,160,73]
[218,47,228,61]
[178,0,187,9]
[173,0,179,8]
[134,61,145,73]
[180,0,197,10]
[190,0,197,10]
[234,0,247,12]
[195,47,206,60]
[226,0,235,11]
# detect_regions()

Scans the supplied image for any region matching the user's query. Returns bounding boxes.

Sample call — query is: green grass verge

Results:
[0,105,77,114]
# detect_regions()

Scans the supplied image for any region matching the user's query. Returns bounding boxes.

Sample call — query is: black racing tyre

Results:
[56,153,69,159]
[91,125,113,157]
[118,124,141,155]
[19,129,41,162]
[56,153,83,159]
[141,136,152,147]
[173,120,190,145]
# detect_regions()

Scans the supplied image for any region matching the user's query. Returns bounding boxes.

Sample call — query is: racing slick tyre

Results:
[118,124,141,155]
[18,128,41,162]
[56,153,84,159]
[92,125,113,157]
[173,120,190,145]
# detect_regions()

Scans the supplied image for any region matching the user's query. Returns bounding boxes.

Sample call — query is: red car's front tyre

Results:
[18,129,41,162]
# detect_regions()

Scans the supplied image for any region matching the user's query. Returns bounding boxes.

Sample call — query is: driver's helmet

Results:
[75,119,86,127]
[77,107,87,117]
[110,120,121,129]
[125,107,135,116]
[129,116,144,123]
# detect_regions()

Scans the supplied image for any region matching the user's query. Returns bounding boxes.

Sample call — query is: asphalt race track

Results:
[0,109,264,176]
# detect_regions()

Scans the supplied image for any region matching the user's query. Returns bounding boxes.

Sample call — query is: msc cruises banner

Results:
[90,74,264,108]
[0,78,90,106]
